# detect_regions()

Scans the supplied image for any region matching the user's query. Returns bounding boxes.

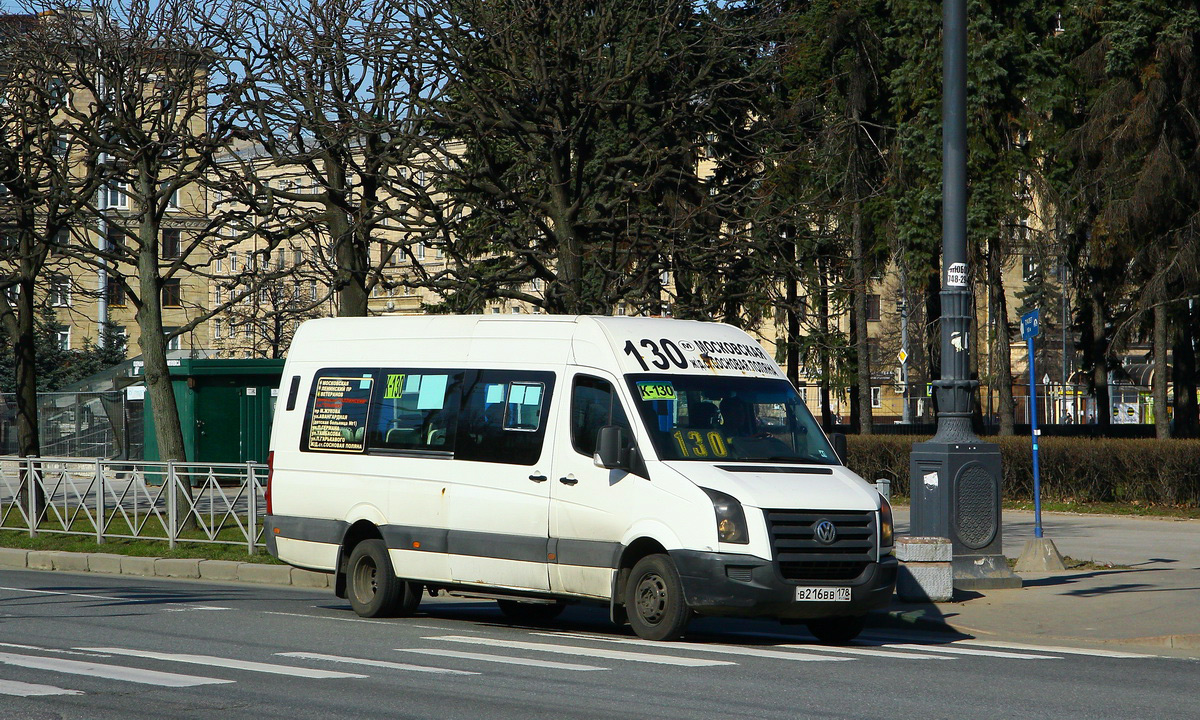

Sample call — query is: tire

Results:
[346,539,422,618]
[806,615,866,645]
[625,554,690,641]
[496,599,567,624]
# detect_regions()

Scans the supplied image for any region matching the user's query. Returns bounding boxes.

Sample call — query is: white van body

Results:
[266,315,895,640]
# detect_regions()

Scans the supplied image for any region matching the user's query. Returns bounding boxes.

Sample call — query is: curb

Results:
[0,547,328,589]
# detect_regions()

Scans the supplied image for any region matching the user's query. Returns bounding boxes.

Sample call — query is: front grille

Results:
[765,509,876,583]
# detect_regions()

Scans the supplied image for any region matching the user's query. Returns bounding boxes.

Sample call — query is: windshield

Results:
[626,374,838,464]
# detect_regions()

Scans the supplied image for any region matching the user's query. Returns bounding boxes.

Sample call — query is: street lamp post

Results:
[907,0,1020,590]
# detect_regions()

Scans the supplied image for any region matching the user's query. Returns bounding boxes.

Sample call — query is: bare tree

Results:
[201,0,448,318]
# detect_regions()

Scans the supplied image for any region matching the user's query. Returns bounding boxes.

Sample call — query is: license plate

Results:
[794,586,851,602]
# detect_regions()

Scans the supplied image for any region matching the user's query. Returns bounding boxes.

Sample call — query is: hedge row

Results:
[845,435,1200,508]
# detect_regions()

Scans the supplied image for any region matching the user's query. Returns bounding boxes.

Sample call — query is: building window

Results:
[50,277,71,307]
[230,251,238,271]
[866,294,881,322]
[293,248,302,266]
[161,228,181,259]
[871,386,882,409]
[1022,254,1040,282]
[107,278,125,306]
[105,224,125,253]
[164,328,181,351]
[213,319,221,340]
[105,181,129,209]
[161,182,180,210]
[309,280,318,301]
[161,279,181,307]
[55,326,70,350]
[53,135,69,157]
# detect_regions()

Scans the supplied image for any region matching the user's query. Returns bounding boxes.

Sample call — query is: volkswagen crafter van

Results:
[265,315,896,642]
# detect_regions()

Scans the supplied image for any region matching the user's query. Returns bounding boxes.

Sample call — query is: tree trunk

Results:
[329,207,368,317]
[987,244,1015,434]
[1172,304,1200,438]
[4,272,45,521]
[924,271,941,420]
[851,210,872,435]
[818,256,833,430]
[1152,299,1170,439]
[1090,285,1111,427]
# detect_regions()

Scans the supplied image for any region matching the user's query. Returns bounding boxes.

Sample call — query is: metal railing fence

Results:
[0,457,267,553]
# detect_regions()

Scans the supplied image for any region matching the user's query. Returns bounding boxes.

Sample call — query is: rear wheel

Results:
[496,599,566,624]
[625,554,690,641]
[347,539,422,618]
[806,615,866,645]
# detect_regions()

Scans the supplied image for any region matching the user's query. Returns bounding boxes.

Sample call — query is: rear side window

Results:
[571,374,632,458]
[456,370,555,465]
[302,370,376,453]
[368,371,463,452]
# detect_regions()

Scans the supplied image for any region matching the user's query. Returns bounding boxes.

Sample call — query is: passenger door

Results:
[550,372,640,598]
[447,370,557,591]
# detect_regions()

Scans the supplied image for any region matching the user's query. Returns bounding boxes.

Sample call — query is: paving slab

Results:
[155,558,201,579]
[198,560,241,582]
[237,563,292,585]
[87,553,125,574]
[0,547,28,569]
[120,555,157,577]
[26,551,56,570]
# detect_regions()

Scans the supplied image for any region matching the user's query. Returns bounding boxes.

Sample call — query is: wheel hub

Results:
[634,573,668,624]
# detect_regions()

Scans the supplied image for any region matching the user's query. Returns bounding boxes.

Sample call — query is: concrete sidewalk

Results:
[882,508,1200,655]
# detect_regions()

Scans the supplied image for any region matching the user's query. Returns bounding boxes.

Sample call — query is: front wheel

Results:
[625,554,690,641]
[806,615,866,645]
[346,539,422,618]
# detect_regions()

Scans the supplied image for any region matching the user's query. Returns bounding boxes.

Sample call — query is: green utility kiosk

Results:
[139,359,284,464]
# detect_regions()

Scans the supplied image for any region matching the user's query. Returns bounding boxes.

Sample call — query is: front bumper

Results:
[670,549,897,620]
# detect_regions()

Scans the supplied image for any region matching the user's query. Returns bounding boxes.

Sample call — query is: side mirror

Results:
[830,432,847,465]
[594,425,632,470]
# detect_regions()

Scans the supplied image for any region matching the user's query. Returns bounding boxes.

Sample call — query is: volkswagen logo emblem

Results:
[813,519,837,545]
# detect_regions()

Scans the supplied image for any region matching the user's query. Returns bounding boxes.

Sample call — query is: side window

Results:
[368,370,462,452]
[571,375,632,458]
[456,370,556,465]
[302,370,376,453]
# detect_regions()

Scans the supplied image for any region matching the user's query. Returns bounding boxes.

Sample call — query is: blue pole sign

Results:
[1021,309,1044,538]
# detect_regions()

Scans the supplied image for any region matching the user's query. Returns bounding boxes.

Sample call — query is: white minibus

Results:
[265,315,895,642]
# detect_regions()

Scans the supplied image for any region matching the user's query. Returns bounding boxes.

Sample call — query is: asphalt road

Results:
[0,570,1196,720]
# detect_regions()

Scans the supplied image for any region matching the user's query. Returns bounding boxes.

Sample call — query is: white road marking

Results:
[279,652,478,676]
[773,644,954,660]
[0,651,231,687]
[263,611,394,625]
[952,640,1158,659]
[0,586,125,601]
[876,643,1058,660]
[396,648,605,671]
[0,679,83,697]
[0,642,108,658]
[535,632,850,663]
[165,605,230,613]
[80,648,367,679]
[427,636,734,667]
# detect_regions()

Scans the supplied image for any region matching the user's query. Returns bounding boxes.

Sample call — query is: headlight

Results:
[702,488,749,544]
[879,495,894,548]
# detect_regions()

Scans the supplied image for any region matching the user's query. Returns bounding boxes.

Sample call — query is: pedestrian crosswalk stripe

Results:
[278,652,478,676]
[952,640,1156,659]
[535,632,850,662]
[0,642,106,658]
[773,644,955,660]
[0,678,83,697]
[873,643,1059,660]
[81,648,367,679]
[427,636,734,667]
[0,651,231,687]
[396,648,605,671]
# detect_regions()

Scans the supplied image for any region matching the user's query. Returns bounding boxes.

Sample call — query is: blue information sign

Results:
[1021,309,1040,341]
